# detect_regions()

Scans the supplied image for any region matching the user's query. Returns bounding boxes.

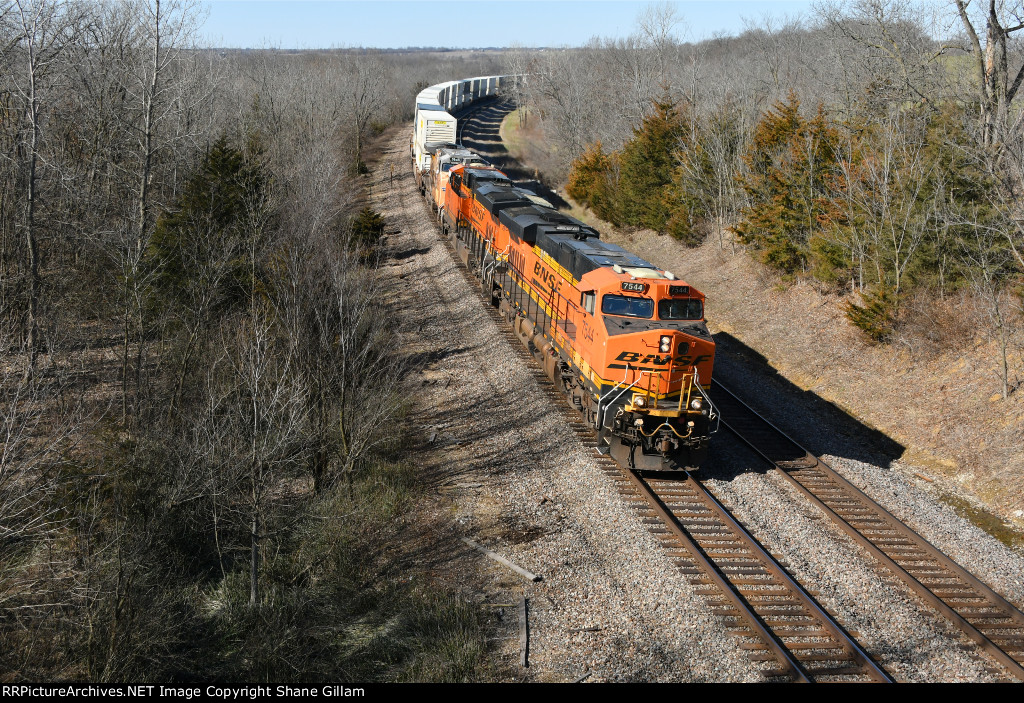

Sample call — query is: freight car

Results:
[412,76,509,194]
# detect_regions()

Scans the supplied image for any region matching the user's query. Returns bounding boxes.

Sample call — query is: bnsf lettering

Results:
[615,351,712,366]
[532,262,559,291]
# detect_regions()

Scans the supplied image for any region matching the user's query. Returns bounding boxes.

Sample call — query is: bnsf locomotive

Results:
[412,85,717,470]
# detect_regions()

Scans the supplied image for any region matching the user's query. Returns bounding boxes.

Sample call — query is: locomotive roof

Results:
[543,234,657,283]
[495,204,659,282]
[474,183,537,216]
[462,167,511,189]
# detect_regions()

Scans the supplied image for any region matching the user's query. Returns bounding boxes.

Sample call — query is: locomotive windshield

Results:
[659,298,703,320]
[602,294,653,319]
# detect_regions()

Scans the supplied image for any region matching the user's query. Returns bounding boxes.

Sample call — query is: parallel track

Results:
[412,109,893,681]
[438,221,890,681]
[406,101,1024,681]
[713,380,1024,681]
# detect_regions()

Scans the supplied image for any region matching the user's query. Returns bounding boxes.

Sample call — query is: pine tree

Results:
[617,98,687,231]
[734,94,843,274]
[566,141,619,224]
[145,136,270,320]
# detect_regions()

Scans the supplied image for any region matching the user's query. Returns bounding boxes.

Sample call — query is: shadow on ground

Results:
[706,331,905,481]
[448,101,908,488]
[456,100,569,209]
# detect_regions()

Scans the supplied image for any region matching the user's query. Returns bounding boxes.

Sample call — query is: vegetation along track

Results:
[713,381,1024,681]
[455,98,1024,681]
[408,104,901,682]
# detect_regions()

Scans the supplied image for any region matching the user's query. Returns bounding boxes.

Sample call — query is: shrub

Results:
[350,207,386,250]
[566,141,618,224]
[845,286,897,343]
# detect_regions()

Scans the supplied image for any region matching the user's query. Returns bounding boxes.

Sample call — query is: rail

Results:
[712,379,1024,681]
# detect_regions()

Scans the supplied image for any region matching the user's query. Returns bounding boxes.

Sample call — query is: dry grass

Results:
[631,232,1024,525]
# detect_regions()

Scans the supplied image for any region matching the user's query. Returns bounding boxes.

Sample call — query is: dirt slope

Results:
[498,111,1024,541]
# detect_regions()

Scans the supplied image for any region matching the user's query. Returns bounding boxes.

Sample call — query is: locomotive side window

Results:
[601,294,653,319]
[658,298,704,320]
[450,173,463,193]
[581,291,595,315]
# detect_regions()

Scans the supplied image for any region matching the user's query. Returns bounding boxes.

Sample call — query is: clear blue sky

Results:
[201,1,814,49]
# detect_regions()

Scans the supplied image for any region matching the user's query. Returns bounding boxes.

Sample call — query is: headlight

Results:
[659,335,671,353]
[690,397,703,410]
[632,394,647,408]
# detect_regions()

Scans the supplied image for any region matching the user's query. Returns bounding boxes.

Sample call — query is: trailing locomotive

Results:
[412,93,717,470]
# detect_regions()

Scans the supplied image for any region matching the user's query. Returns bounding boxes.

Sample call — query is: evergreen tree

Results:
[734,94,843,274]
[566,141,619,224]
[145,136,270,321]
[617,98,687,231]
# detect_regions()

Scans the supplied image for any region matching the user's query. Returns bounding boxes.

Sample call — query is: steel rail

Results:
[679,472,891,681]
[424,105,894,682]
[712,379,1024,681]
[621,468,812,682]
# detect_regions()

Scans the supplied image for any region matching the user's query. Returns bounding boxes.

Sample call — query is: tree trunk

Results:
[249,511,259,607]
[23,27,41,379]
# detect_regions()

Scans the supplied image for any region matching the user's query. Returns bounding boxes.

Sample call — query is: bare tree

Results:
[815,0,951,110]
[948,207,1018,396]
[637,0,683,84]
[953,0,1024,146]
[837,109,935,299]
[534,47,602,163]
[505,42,534,126]
[113,0,205,422]
[8,0,84,375]
[345,51,387,171]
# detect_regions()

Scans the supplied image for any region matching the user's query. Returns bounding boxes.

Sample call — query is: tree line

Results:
[1,0,502,682]
[513,0,1024,398]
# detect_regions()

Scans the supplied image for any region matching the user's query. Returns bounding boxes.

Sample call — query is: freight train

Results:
[411,79,717,470]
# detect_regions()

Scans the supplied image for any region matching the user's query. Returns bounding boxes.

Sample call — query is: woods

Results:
[0,0,505,682]
[531,1,1024,396]
[2,0,1023,684]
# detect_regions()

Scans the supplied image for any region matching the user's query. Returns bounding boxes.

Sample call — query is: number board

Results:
[669,285,690,296]
[621,281,647,293]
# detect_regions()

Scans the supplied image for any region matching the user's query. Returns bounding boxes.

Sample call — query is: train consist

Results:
[412,79,718,470]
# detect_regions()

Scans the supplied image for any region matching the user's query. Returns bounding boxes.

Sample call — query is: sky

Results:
[200,1,816,50]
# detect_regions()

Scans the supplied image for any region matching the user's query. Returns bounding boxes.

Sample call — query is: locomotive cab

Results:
[578,266,717,471]
[430,147,488,213]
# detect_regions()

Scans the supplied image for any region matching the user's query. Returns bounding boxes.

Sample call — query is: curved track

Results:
[428,103,895,683]
[434,203,891,682]
[713,381,1024,681]
[407,97,1024,682]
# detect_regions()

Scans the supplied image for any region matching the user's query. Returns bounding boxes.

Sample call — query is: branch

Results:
[955,0,988,97]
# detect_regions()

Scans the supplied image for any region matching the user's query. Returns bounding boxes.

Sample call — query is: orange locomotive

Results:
[426,146,489,219]
[438,162,718,470]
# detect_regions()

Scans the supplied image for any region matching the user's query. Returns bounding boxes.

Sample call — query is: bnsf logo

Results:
[533,261,558,291]
[615,351,711,366]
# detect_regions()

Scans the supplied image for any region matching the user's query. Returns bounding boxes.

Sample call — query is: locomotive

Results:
[412,86,718,470]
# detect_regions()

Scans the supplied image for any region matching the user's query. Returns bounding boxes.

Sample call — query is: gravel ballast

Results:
[369,116,1024,682]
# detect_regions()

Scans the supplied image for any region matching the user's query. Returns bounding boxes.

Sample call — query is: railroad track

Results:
[404,103,1022,681]
[439,239,891,681]
[713,380,1024,681]
[414,109,895,681]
